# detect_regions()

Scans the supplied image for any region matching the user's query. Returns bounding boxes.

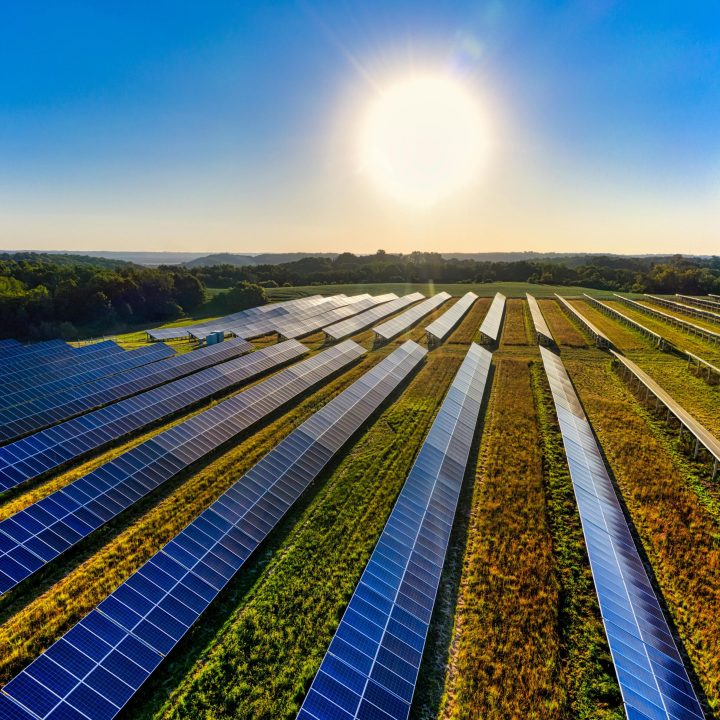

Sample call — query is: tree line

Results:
[1,251,718,340]
[0,254,266,340]
[190,250,720,295]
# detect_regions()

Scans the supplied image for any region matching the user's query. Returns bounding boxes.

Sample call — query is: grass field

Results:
[1,291,718,720]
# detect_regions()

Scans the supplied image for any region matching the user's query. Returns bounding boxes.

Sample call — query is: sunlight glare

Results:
[359,75,487,207]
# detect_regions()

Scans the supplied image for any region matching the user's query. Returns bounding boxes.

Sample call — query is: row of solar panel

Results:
[477,292,506,343]
[299,342,493,720]
[583,295,670,350]
[0,340,122,377]
[676,294,720,311]
[0,339,72,367]
[555,294,613,348]
[525,293,554,346]
[0,341,365,595]
[1,341,127,391]
[0,339,292,492]
[539,347,704,720]
[146,294,327,341]
[373,292,451,341]
[324,294,425,342]
[424,292,478,344]
[647,294,720,324]
[614,294,720,344]
[0,341,427,720]
[0,339,253,445]
[0,343,176,412]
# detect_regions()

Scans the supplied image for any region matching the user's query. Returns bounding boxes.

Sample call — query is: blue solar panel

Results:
[0,344,175,411]
[0,340,369,595]
[0,340,426,720]
[539,347,704,720]
[0,340,294,492]
[298,343,493,720]
[0,341,75,375]
[0,340,248,444]
[373,293,452,342]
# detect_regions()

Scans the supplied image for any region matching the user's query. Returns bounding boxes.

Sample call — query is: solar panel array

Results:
[0,340,425,720]
[0,339,297,493]
[0,344,176,411]
[147,295,328,342]
[676,294,720,311]
[0,340,72,373]
[646,295,720,325]
[685,350,720,383]
[324,294,425,342]
[0,340,368,595]
[583,295,671,351]
[298,343,492,720]
[373,292,451,342]
[539,347,705,720]
[555,295,613,349]
[273,296,394,341]
[526,293,554,347]
[611,349,720,478]
[477,292,506,343]
[424,292,478,345]
[614,294,720,345]
[0,340,119,376]
[0,339,252,444]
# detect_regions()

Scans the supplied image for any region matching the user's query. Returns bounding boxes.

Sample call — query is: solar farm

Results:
[0,290,718,720]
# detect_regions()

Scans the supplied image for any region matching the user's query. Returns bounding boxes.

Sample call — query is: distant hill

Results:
[0,251,134,269]
[184,252,339,268]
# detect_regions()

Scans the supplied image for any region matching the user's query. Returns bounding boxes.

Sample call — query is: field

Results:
[0,289,718,720]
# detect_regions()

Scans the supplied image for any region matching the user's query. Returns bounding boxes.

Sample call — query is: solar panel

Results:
[0,341,426,720]
[372,293,452,342]
[0,341,125,387]
[646,295,720,324]
[477,292,506,343]
[0,340,297,493]
[0,339,69,364]
[298,343,492,720]
[0,339,252,444]
[273,296,397,341]
[0,344,176,411]
[676,294,720,311]
[324,294,425,342]
[146,295,328,342]
[539,347,705,720]
[526,293,554,347]
[610,350,720,477]
[583,295,671,351]
[614,294,720,346]
[424,292,477,345]
[0,342,76,376]
[0,340,368,595]
[555,295,613,348]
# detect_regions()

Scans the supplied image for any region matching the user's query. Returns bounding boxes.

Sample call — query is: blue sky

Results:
[1,1,718,254]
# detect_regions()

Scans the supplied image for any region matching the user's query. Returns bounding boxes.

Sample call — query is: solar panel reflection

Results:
[298,343,492,720]
[539,347,704,720]
[0,341,425,720]
[373,292,452,341]
[0,341,368,595]
[424,292,477,344]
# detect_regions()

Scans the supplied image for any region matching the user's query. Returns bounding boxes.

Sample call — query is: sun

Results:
[359,75,487,207]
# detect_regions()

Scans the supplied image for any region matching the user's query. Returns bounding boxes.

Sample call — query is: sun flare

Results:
[359,75,487,207]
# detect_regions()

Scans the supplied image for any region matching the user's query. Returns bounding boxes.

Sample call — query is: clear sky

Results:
[1,1,719,255]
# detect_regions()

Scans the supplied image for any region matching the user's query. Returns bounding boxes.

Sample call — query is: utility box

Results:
[206,331,224,345]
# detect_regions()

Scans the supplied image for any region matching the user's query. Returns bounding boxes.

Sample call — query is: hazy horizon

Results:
[2,2,718,255]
